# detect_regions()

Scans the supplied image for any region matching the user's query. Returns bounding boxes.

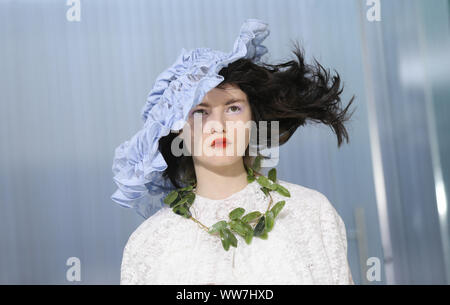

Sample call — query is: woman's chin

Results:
[197,155,243,167]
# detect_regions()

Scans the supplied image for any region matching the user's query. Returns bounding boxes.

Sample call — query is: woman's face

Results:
[180,83,252,168]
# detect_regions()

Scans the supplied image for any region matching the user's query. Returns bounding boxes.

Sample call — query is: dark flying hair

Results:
[159,41,356,188]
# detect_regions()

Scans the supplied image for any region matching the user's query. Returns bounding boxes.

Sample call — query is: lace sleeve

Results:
[119,217,156,285]
[119,209,174,285]
[318,193,355,285]
[120,224,148,285]
[120,239,139,284]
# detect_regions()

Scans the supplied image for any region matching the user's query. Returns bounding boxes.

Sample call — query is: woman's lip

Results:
[212,142,227,148]
[211,137,228,147]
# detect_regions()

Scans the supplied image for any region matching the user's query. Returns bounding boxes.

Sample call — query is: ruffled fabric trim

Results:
[111,19,270,219]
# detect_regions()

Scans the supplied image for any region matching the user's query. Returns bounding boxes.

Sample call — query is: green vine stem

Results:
[189,215,210,233]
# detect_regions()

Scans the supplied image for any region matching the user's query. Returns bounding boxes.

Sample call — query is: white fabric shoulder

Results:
[277,180,354,284]
[120,207,181,284]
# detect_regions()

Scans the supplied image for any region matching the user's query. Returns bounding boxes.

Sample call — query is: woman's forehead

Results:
[200,85,247,106]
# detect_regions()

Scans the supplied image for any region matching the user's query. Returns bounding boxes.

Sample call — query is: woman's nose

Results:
[204,109,225,134]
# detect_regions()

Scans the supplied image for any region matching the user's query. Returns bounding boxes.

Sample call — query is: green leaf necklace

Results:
[163,156,291,251]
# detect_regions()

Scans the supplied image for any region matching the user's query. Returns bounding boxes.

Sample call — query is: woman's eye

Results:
[227,105,241,113]
[192,109,207,116]
[191,106,240,116]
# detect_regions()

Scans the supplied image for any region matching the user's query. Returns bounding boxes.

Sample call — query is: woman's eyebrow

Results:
[196,99,245,107]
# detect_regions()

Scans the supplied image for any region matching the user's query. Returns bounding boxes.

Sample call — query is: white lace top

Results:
[120,179,354,285]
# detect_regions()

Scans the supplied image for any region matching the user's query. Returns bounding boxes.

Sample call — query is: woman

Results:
[112,19,355,284]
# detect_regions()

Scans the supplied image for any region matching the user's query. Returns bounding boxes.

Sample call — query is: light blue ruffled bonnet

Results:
[111,19,270,219]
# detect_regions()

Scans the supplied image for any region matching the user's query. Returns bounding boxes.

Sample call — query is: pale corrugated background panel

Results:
[0,0,448,284]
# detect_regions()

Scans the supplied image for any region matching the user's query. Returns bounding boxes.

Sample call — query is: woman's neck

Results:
[193,160,248,200]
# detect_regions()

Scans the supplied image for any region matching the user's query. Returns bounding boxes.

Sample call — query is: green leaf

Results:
[185,192,195,206]
[257,176,271,188]
[268,168,277,183]
[229,207,245,220]
[172,204,191,218]
[265,211,274,232]
[242,220,253,233]
[260,187,270,197]
[252,156,262,172]
[178,185,194,192]
[242,222,254,233]
[219,229,231,251]
[221,239,230,251]
[247,166,254,176]
[223,228,237,248]
[208,220,227,234]
[230,220,246,236]
[247,174,255,183]
[220,230,230,251]
[271,200,286,218]
[244,231,253,244]
[274,184,291,197]
[253,216,266,236]
[228,231,238,248]
[259,229,268,240]
[229,220,246,237]
[163,191,178,205]
[241,211,262,223]
[170,196,187,208]
[267,183,278,191]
